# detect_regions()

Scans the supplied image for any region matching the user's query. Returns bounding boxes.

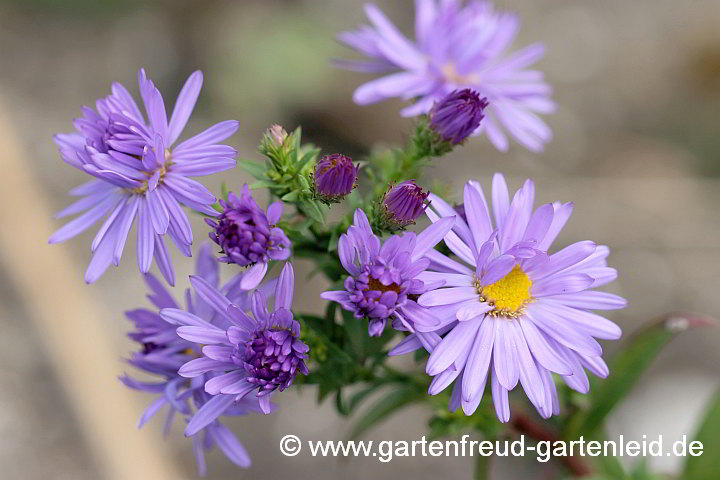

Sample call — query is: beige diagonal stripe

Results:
[0,95,186,480]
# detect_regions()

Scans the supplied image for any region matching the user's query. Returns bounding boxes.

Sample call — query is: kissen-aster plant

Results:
[396,174,626,421]
[50,69,238,284]
[336,1,555,152]
[58,2,710,478]
[121,244,276,475]
[160,262,309,431]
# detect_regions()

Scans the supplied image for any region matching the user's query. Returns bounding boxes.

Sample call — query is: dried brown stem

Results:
[510,411,593,477]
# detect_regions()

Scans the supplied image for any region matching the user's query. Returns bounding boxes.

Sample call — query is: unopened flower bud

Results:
[378,180,429,230]
[312,154,358,204]
[429,89,488,145]
[267,124,288,147]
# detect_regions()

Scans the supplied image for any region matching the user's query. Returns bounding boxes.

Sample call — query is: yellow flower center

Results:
[441,62,481,85]
[476,265,532,317]
[367,277,403,295]
[128,150,172,195]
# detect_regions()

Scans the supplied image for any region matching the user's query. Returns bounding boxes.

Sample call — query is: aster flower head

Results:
[312,154,359,204]
[321,209,453,337]
[50,69,239,284]
[392,174,625,421]
[429,89,489,145]
[121,245,272,475]
[160,263,309,433]
[206,184,291,290]
[337,1,555,152]
[378,180,430,230]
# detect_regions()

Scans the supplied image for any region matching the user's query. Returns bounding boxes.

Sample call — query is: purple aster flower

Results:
[50,69,239,284]
[313,154,359,204]
[206,184,292,290]
[429,89,489,145]
[159,263,309,433]
[378,180,430,229]
[321,209,453,337]
[121,244,276,475]
[336,1,555,152]
[391,174,626,421]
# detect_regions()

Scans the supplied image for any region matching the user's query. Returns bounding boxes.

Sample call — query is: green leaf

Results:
[413,346,429,363]
[327,230,339,252]
[297,174,310,190]
[250,180,275,190]
[299,199,327,224]
[629,459,654,480]
[296,148,319,172]
[299,307,358,404]
[324,301,339,339]
[334,383,388,417]
[684,390,720,480]
[594,444,628,479]
[341,309,368,360]
[237,159,268,179]
[335,389,350,416]
[474,454,490,480]
[323,335,355,365]
[338,309,395,362]
[290,126,302,164]
[296,313,325,325]
[347,383,386,414]
[309,338,356,403]
[349,386,423,439]
[565,315,714,439]
[281,191,300,202]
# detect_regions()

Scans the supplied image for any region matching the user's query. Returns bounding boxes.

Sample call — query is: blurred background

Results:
[0,0,719,478]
